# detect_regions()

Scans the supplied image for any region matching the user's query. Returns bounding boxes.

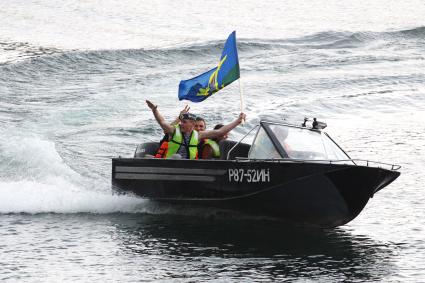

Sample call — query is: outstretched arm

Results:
[146,100,175,134]
[199,113,246,140]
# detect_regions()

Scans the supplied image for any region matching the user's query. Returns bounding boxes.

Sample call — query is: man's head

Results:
[195,116,206,132]
[213,124,228,141]
[179,113,197,133]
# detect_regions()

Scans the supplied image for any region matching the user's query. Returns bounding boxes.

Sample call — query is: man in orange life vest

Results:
[146,100,246,159]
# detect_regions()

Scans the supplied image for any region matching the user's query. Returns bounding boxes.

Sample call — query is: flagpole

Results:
[238,77,245,124]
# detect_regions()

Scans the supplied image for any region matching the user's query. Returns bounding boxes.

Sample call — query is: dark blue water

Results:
[1,1,424,281]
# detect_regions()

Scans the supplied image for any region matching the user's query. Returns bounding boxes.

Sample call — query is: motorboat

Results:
[111,119,400,228]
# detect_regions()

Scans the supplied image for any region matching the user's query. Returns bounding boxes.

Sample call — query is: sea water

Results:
[1,0,424,281]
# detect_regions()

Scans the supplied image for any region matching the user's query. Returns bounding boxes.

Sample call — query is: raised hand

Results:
[238,112,246,123]
[146,100,157,110]
[179,105,190,116]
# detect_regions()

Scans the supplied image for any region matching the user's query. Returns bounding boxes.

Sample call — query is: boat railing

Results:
[227,125,259,160]
[234,157,401,171]
[330,159,401,171]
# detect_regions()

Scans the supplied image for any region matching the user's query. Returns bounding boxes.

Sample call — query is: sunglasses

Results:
[179,113,197,121]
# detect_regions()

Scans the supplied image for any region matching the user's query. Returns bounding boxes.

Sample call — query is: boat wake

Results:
[0,179,147,214]
[0,133,147,214]
[0,178,279,221]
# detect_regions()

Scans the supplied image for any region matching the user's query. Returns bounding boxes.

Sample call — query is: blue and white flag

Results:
[178,31,240,102]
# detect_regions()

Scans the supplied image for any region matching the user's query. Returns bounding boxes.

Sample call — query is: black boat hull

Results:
[112,158,400,228]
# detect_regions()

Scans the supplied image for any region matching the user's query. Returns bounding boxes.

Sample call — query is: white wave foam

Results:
[0,134,150,214]
[0,135,80,181]
[0,178,147,214]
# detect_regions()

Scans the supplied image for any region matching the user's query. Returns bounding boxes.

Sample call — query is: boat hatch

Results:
[248,121,351,161]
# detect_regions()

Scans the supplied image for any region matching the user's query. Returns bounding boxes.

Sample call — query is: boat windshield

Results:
[249,122,351,161]
[248,127,282,159]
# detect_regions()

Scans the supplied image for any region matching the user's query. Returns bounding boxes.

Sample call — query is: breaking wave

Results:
[2,26,425,67]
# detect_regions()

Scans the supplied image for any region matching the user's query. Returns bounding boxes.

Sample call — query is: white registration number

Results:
[228,168,270,183]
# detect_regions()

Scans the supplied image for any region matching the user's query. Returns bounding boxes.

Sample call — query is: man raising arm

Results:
[146,100,245,159]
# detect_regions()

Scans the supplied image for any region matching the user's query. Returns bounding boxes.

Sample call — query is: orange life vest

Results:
[155,136,169,158]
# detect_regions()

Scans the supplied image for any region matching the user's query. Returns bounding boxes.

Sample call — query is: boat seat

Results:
[134,142,159,158]
[219,140,251,160]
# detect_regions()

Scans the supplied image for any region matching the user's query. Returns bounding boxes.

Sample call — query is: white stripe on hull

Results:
[115,173,216,182]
